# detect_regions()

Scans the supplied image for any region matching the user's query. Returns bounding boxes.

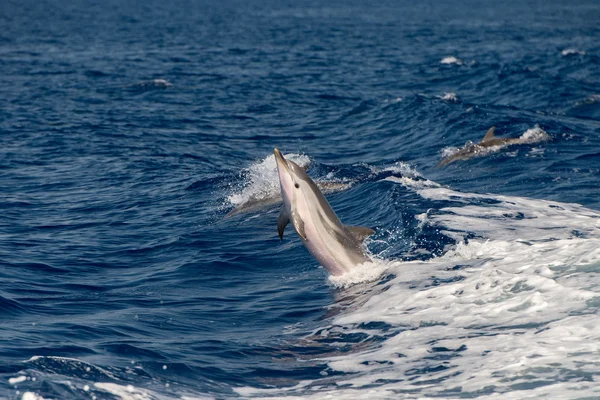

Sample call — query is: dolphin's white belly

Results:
[297,191,367,275]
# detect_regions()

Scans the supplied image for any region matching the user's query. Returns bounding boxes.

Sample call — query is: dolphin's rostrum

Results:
[274,149,374,276]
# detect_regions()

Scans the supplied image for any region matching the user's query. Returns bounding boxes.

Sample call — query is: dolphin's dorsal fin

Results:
[480,126,496,143]
[346,226,375,244]
[278,208,289,240]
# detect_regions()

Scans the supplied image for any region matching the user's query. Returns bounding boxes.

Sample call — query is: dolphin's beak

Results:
[274,148,290,174]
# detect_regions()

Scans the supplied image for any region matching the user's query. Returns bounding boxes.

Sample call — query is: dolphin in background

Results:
[436,126,549,167]
[274,148,374,276]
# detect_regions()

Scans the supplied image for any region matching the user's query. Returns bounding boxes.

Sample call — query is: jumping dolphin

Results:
[436,126,548,168]
[274,148,374,276]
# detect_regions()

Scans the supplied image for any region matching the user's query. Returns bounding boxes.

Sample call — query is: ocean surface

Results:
[1,0,600,399]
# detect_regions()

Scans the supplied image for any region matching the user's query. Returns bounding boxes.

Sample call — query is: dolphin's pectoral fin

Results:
[277,208,290,240]
[346,226,375,244]
[291,210,307,241]
[480,126,496,143]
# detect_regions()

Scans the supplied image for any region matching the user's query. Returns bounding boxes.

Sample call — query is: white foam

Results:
[519,124,550,143]
[126,79,173,90]
[439,144,462,159]
[377,162,441,191]
[152,79,172,86]
[21,393,44,400]
[227,153,311,207]
[438,92,459,102]
[328,260,389,289]
[94,383,153,400]
[440,56,463,65]
[378,161,422,179]
[383,97,403,103]
[236,180,600,399]
[94,382,215,400]
[9,376,27,384]
[561,48,586,56]
[384,175,440,190]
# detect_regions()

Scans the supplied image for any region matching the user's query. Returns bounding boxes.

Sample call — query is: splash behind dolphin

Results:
[436,126,550,167]
[273,149,374,276]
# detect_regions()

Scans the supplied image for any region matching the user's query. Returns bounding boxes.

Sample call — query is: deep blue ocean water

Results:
[2,1,600,399]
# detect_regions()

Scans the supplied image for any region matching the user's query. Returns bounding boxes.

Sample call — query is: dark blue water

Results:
[2,1,600,399]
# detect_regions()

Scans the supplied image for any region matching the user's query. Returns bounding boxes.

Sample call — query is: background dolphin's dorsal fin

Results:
[346,226,375,244]
[480,126,496,143]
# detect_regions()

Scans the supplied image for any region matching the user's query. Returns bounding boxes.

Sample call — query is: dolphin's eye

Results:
[294,183,300,188]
